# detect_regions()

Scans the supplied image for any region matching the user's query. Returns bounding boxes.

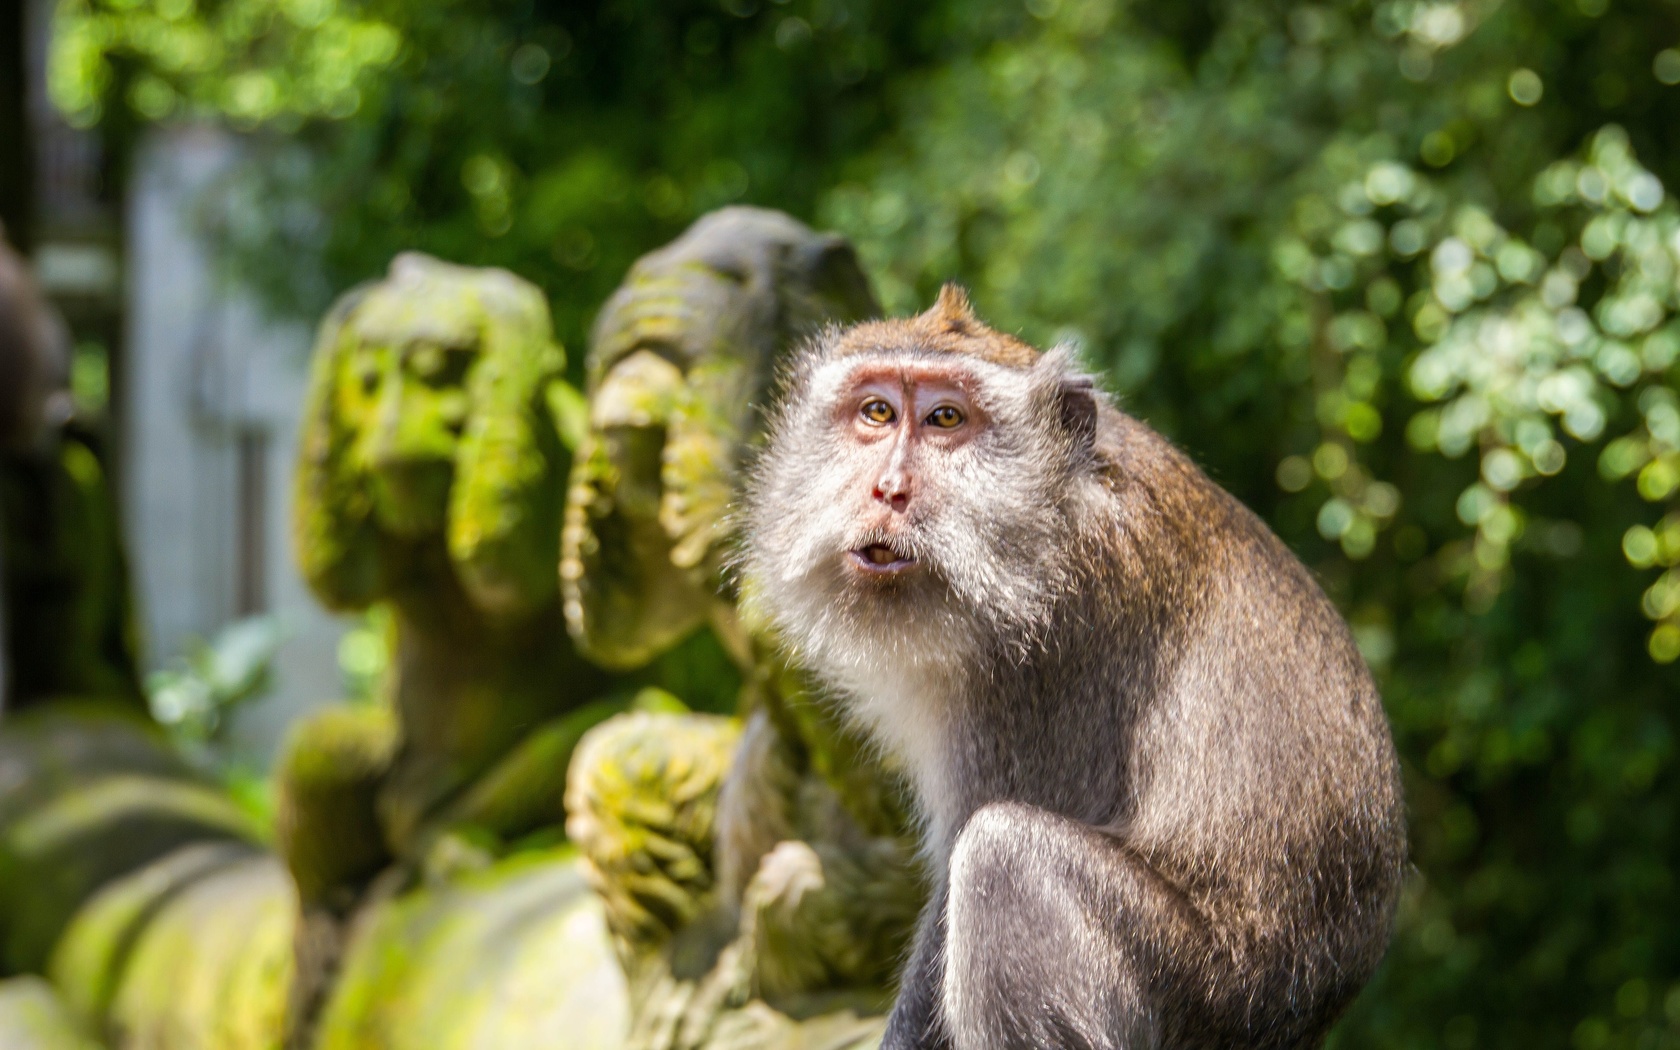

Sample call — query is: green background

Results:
[46,0,1680,1045]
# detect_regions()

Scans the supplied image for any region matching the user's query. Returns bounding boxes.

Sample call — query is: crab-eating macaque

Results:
[740,285,1407,1050]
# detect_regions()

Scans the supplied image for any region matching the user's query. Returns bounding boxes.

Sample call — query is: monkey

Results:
[740,285,1407,1050]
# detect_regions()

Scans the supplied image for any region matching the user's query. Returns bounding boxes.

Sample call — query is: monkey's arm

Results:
[935,802,1218,1050]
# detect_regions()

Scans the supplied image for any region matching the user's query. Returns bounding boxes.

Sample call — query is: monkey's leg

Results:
[941,801,1208,1050]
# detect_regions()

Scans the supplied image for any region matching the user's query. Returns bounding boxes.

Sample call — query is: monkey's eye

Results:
[925,405,965,429]
[860,398,896,425]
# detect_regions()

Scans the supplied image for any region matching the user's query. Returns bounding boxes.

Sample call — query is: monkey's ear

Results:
[1036,345,1098,448]
[1059,375,1098,445]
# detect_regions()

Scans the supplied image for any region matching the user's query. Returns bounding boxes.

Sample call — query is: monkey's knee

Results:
[942,802,1155,1050]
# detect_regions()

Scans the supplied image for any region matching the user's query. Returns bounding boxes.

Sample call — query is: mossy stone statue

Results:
[282,253,612,1044]
[0,704,260,978]
[562,206,878,669]
[563,207,925,1050]
[93,849,294,1050]
[0,230,144,713]
[0,976,101,1049]
[291,252,609,855]
[49,840,262,1028]
[310,847,626,1050]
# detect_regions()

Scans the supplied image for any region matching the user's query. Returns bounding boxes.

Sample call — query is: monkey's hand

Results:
[734,834,920,1005]
[737,841,834,997]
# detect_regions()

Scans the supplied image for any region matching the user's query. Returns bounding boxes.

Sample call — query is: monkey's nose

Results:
[872,480,910,512]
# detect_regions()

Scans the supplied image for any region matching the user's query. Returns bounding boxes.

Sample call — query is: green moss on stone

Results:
[436,698,625,845]
[0,705,186,826]
[49,841,255,1028]
[273,705,397,907]
[0,976,103,1050]
[314,850,626,1050]
[102,854,294,1050]
[0,774,260,974]
[288,253,609,860]
[565,711,741,959]
[561,207,877,670]
[560,210,929,1049]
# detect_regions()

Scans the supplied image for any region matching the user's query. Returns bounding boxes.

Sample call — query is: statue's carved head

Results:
[295,253,573,619]
[563,207,878,668]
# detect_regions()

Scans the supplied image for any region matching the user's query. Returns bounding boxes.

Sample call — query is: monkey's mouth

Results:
[848,543,917,576]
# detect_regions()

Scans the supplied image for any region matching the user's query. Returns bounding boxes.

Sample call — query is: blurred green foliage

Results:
[145,614,287,833]
[47,0,1680,1044]
[145,614,285,749]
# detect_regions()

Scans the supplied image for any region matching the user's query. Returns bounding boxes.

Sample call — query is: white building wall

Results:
[124,125,346,760]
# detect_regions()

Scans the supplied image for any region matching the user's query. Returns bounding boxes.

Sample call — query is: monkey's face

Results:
[828,362,983,580]
[745,346,1092,675]
[336,323,478,538]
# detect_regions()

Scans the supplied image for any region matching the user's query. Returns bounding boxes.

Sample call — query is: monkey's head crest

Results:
[830,283,1040,369]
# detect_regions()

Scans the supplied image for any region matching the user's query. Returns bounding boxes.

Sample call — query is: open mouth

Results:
[848,542,917,575]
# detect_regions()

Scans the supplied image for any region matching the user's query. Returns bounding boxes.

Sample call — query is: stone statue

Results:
[0,232,279,1049]
[562,207,926,1050]
[0,225,144,714]
[279,253,611,1044]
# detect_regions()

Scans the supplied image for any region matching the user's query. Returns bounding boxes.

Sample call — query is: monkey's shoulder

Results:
[1085,407,1360,643]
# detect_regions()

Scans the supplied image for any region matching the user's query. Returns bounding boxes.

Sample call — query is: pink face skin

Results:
[835,361,986,578]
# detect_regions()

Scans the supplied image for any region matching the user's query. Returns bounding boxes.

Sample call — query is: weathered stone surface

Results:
[96,853,294,1050]
[273,705,397,909]
[0,705,185,824]
[287,252,609,865]
[435,697,627,846]
[0,429,147,713]
[0,977,103,1049]
[567,711,741,964]
[0,216,924,1050]
[0,706,259,976]
[49,841,257,1028]
[313,850,626,1050]
[563,208,924,1049]
[0,233,145,715]
[281,253,617,1046]
[563,207,878,671]
[0,775,259,977]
